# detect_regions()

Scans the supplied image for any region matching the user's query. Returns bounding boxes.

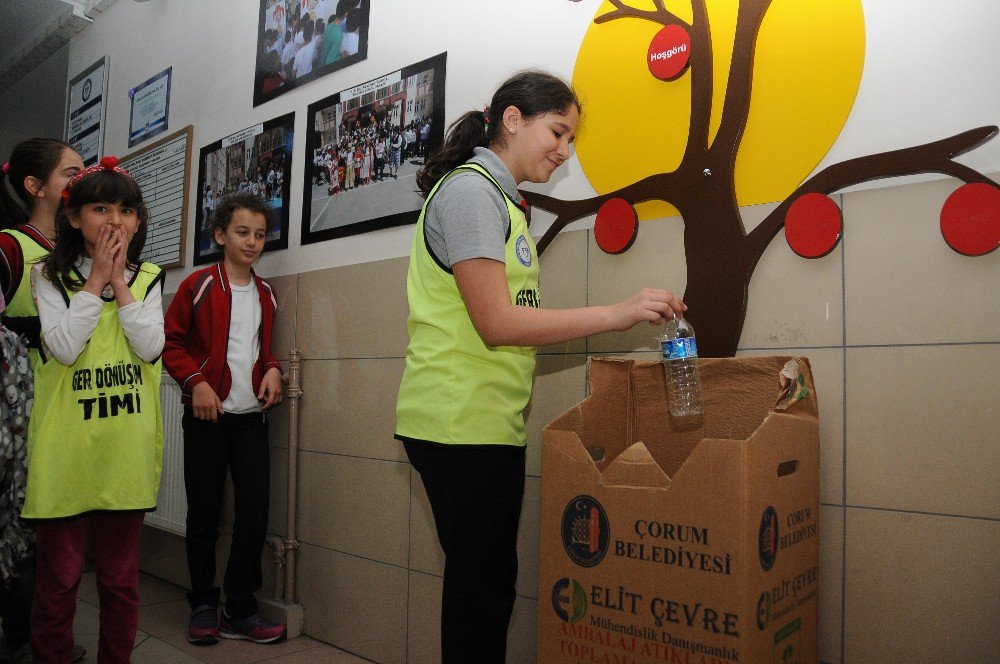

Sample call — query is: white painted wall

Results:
[62,0,1000,291]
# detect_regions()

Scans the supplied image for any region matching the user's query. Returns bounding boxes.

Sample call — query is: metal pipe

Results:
[282,348,303,604]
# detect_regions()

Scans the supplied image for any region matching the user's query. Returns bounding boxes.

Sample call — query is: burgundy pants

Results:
[31,512,144,664]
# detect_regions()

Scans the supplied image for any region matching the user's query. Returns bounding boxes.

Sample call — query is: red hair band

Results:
[61,155,134,206]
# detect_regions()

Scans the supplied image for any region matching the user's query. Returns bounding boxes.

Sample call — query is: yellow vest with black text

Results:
[0,228,50,373]
[22,263,164,519]
[396,163,540,446]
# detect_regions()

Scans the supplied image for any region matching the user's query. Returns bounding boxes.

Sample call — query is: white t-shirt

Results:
[293,39,316,78]
[342,30,359,57]
[222,280,262,413]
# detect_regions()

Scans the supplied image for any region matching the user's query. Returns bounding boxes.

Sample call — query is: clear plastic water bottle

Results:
[659,317,703,417]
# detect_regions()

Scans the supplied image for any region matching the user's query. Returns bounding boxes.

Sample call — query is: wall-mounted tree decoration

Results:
[525,0,998,357]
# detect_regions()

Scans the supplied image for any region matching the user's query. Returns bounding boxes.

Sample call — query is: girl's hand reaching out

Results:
[608,288,687,332]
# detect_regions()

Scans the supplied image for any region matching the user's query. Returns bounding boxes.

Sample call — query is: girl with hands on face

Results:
[26,156,165,664]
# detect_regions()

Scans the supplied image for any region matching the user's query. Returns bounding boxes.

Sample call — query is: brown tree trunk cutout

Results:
[526,0,998,357]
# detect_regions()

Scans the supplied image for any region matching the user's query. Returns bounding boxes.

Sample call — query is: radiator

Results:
[146,377,187,535]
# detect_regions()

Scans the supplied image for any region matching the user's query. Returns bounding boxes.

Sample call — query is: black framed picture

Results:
[254,0,370,107]
[193,113,294,265]
[301,52,447,245]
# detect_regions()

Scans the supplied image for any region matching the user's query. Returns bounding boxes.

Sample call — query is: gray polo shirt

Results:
[424,147,521,269]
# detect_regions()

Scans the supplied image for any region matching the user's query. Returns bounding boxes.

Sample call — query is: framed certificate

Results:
[121,125,194,270]
[128,67,172,147]
[65,56,109,167]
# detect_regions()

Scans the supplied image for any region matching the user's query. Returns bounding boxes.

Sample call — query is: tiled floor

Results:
[64,572,371,663]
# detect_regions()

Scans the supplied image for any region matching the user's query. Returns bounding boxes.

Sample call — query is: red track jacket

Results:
[163,262,281,405]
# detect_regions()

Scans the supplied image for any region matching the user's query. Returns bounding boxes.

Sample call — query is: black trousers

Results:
[404,441,525,664]
[182,408,269,618]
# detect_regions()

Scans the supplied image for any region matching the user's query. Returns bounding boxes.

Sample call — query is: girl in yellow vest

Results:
[395,71,687,663]
[0,138,88,664]
[24,157,164,664]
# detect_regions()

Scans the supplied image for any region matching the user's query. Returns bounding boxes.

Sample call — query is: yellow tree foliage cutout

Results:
[525,0,999,357]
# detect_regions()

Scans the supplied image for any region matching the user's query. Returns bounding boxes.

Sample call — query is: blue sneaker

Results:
[219,611,286,644]
[187,604,220,645]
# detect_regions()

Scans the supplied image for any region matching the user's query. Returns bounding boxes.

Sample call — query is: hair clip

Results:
[1,162,8,174]
[62,155,133,205]
[483,105,491,132]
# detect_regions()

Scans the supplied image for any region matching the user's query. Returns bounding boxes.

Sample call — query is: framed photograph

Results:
[65,56,109,167]
[127,67,172,147]
[254,0,370,107]
[193,113,294,265]
[301,52,447,245]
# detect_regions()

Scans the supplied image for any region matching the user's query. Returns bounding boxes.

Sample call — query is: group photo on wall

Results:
[193,113,294,264]
[254,0,370,106]
[301,52,446,244]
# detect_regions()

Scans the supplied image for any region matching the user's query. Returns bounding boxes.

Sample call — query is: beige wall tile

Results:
[846,345,1000,518]
[260,544,279,604]
[843,177,1000,345]
[297,358,406,462]
[297,451,410,566]
[819,505,843,664]
[537,228,588,354]
[298,543,408,664]
[740,200,844,349]
[587,214,687,353]
[138,526,188,589]
[526,354,588,476]
[268,396,290,449]
[407,571,442,663]
[269,442,289,537]
[844,508,1000,661]
[297,257,409,360]
[268,272,298,361]
[740,347,844,504]
[508,596,538,664]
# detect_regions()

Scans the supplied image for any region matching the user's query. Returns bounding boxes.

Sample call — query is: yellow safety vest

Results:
[396,163,540,446]
[0,227,51,373]
[22,263,164,519]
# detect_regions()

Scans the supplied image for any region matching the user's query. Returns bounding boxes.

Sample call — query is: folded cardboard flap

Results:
[599,442,671,489]
[543,356,817,484]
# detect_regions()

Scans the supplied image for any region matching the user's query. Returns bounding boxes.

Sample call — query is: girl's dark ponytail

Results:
[0,166,28,228]
[415,70,580,196]
[0,138,73,230]
[415,110,492,195]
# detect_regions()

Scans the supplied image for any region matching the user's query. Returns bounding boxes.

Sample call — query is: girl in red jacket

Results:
[163,193,285,646]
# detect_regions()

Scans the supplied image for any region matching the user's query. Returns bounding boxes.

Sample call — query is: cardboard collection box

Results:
[538,356,820,664]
